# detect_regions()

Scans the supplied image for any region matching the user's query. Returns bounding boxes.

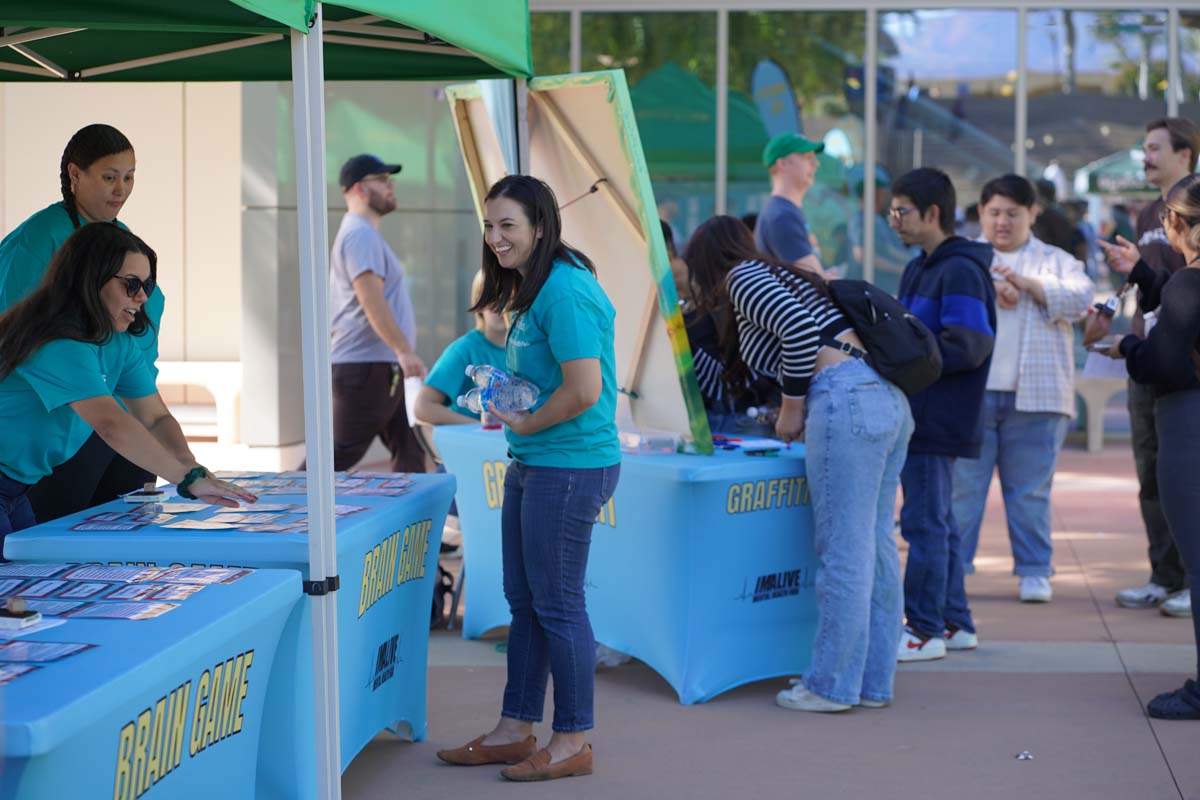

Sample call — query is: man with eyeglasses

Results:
[888,167,996,663]
[320,154,427,474]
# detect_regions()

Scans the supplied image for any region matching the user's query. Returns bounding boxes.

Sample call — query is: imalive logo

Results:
[369,634,400,691]
[735,569,812,603]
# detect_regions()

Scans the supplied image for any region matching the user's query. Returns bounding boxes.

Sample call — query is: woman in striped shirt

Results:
[685,215,914,713]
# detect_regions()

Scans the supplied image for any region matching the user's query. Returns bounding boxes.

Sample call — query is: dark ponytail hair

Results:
[60,124,134,229]
[0,223,156,379]
[470,175,596,316]
[684,214,828,399]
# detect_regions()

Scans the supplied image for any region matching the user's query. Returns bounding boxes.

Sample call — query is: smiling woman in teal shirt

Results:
[0,123,167,522]
[0,224,254,554]
[436,176,618,782]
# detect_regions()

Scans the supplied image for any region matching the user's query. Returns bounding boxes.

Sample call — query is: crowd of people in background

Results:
[645,121,1197,723]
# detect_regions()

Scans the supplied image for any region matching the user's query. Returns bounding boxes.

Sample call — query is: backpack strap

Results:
[820,336,867,360]
[761,264,867,361]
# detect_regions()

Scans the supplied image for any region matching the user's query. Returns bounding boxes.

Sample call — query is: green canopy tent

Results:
[0,3,531,798]
[0,1,530,81]
[1074,148,1156,196]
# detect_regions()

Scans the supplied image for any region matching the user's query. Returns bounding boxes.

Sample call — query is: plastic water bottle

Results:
[457,382,539,415]
[465,364,506,388]
[461,365,539,412]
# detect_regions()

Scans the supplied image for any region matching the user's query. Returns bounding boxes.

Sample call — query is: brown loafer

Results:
[500,744,593,781]
[436,734,537,766]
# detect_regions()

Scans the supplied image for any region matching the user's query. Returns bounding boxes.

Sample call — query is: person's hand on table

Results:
[488,403,537,436]
[190,477,258,508]
[1098,236,1139,274]
[774,398,806,444]
[1082,311,1113,346]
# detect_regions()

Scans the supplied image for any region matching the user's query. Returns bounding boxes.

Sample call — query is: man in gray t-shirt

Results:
[317,154,427,473]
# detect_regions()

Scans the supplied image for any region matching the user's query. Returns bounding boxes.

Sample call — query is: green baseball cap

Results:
[762,133,825,168]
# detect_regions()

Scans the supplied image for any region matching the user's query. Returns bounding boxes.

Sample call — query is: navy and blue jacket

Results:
[898,236,997,458]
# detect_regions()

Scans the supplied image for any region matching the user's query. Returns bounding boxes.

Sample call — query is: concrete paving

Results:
[342,442,1199,799]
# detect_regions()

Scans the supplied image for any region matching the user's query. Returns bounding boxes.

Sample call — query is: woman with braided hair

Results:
[0,123,166,522]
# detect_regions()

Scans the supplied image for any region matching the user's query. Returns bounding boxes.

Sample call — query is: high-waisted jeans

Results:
[500,461,620,732]
[802,358,914,705]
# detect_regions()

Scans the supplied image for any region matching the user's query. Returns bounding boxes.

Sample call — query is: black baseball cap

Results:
[339,154,402,190]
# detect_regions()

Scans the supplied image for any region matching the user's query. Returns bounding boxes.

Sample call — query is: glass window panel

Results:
[1027,10,1167,280]
[532,12,571,75]
[582,12,717,242]
[878,9,1017,277]
[1179,12,1200,120]
[727,12,870,284]
[1027,11,1167,193]
[322,81,481,364]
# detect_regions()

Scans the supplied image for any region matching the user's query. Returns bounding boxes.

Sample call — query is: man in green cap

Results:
[755,132,826,277]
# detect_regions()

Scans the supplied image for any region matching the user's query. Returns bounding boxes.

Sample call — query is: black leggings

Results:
[1155,388,1200,681]
[25,432,153,524]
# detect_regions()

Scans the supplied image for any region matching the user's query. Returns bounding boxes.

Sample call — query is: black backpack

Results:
[823,279,943,396]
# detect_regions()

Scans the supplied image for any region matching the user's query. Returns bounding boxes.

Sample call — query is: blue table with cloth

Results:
[1,568,300,800]
[434,425,817,704]
[4,472,456,798]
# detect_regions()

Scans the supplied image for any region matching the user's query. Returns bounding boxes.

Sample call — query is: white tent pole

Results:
[0,28,83,48]
[0,59,58,77]
[322,33,470,57]
[290,5,342,800]
[9,43,67,78]
[79,34,281,78]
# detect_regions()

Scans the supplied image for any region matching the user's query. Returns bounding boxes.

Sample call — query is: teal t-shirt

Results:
[0,202,164,379]
[0,335,158,484]
[424,329,507,419]
[505,259,619,468]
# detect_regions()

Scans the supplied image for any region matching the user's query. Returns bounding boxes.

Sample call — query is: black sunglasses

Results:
[110,274,155,299]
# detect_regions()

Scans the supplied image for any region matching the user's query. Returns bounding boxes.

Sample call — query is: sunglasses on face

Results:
[111,274,155,299]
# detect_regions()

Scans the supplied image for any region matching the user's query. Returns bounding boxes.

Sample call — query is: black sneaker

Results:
[1147,680,1200,720]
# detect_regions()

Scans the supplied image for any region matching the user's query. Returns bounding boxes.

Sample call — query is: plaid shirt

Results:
[984,235,1094,417]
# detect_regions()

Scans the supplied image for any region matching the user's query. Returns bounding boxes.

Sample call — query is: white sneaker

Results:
[775,683,851,712]
[944,627,978,651]
[1115,581,1170,609]
[786,676,888,707]
[897,630,946,662]
[1019,576,1053,603]
[1161,589,1193,618]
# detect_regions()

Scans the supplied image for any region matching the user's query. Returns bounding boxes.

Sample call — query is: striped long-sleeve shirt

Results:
[724,260,850,397]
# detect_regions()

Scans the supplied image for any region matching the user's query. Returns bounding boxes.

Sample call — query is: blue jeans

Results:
[901,453,975,637]
[0,471,35,562]
[802,359,914,705]
[952,391,1068,577]
[500,461,619,733]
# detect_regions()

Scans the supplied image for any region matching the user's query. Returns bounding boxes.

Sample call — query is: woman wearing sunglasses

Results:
[0,123,165,523]
[0,223,254,553]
